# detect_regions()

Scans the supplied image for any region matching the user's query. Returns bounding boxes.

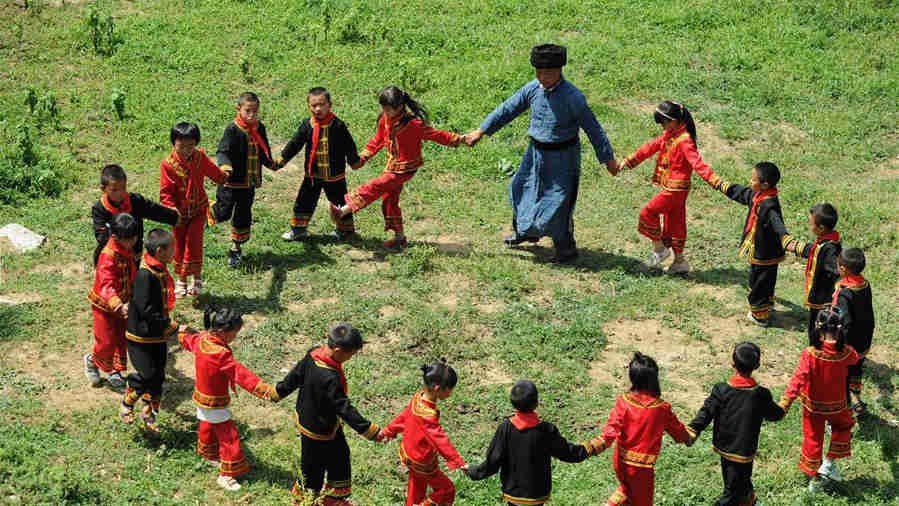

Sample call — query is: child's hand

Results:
[606,159,620,176]
[272,157,285,171]
[178,324,190,334]
[463,129,484,147]
[118,303,129,319]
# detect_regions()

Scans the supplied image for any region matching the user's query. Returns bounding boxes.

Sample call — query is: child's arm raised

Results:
[618,137,663,173]
[587,396,626,456]
[685,387,723,445]
[325,375,380,441]
[199,150,229,185]
[681,140,724,191]
[379,407,408,440]
[546,423,592,463]
[466,421,508,480]
[358,117,387,164]
[275,356,307,401]
[419,415,466,470]
[131,193,179,228]
[663,405,692,445]
[222,353,281,402]
[420,125,463,148]
[717,181,753,205]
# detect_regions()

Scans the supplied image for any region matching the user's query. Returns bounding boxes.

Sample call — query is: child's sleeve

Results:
[131,193,179,227]
[759,387,786,422]
[479,83,532,136]
[178,331,200,352]
[222,354,280,402]
[466,422,508,480]
[620,137,663,170]
[833,289,852,328]
[686,386,723,442]
[588,396,625,454]
[91,203,109,266]
[275,357,306,400]
[546,423,592,462]
[681,140,724,190]
[359,118,386,162]
[216,126,235,176]
[421,124,462,147]
[780,351,809,412]
[765,210,796,250]
[721,183,754,206]
[130,270,176,339]
[341,122,361,168]
[325,375,380,441]
[95,258,126,313]
[420,415,466,469]
[280,121,308,165]
[381,407,408,439]
[200,152,229,185]
[664,406,692,444]
[574,97,614,164]
[159,161,180,210]
[259,123,274,168]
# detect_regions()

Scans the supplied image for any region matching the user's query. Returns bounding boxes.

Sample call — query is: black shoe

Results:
[330,230,356,241]
[227,249,243,268]
[551,249,579,264]
[281,228,307,241]
[504,234,540,247]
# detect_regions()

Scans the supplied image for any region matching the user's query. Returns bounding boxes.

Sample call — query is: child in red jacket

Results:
[588,352,693,506]
[380,362,469,506]
[329,86,464,249]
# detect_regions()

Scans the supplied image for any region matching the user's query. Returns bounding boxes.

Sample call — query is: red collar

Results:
[805,231,840,285]
[727,375,757,389]
[171,148,198,169]
[510,411,540,430]
[106,238,133,258]
[101,193,132,215]
[838,274,866,288]
[817,231,840,243]
[311,346,347,394]
[627,390,661,406]
[143,252,175,311]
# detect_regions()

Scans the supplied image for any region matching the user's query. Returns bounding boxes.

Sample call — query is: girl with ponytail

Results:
[379,361,468,505]
[179,305,281,492]
[329,85,467,249]
[616,101,726,274]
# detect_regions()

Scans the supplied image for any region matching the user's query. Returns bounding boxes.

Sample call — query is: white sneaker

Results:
[84,353,102,387]
[217,474,241,491]
[645,248,671,268]
[818,460,842,482]
[807,477,822,493]
[667,260,690,274]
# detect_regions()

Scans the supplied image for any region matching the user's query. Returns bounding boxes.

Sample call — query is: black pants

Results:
[716,457,755,506]
[748,264,778,323]
[292,177,354,232]
[848,356,867,396]
[213,186,255,244]
[125,340,167,402]
[299,428,352,497]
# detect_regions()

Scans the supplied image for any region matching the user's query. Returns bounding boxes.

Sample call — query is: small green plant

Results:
[239,55,252,83]
[0,122,74,204]
[25,87,38,115]
[498,158,516,177]
[111,89,126,120]
[84,3,121,56]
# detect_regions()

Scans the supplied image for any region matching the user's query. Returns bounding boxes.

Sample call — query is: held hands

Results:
[605,159,620,176]
[117,302,129,319]
[271,157,285,171]
[462,129,485,147]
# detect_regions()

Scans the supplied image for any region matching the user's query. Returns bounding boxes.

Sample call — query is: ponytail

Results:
[653,100,698,147]
[812,308,846,351]
[378,85,429,125]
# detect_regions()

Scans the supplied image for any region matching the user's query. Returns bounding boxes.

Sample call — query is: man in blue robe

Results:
[465,44,618,263]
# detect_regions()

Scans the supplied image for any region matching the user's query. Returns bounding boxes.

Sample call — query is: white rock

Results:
[0,224,45,252]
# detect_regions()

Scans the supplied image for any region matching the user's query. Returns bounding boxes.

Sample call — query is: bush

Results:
[0,121,74,205]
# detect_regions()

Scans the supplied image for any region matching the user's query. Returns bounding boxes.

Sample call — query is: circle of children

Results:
[82,44,876,505]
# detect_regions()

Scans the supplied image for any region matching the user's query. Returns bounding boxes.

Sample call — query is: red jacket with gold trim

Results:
[160,148,228,219]
[381,391,466,474]
[179,331,278,410]
[88,238,137,314]
[589,391,690,468]
[781,341,859,414]
[621,125,723,192]
[359,113,461,174]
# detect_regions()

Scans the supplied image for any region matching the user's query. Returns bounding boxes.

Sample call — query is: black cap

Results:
[530,44,567,69]
[329,323,365,349]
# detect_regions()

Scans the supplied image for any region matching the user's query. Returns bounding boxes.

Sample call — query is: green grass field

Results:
[1,0,898,504]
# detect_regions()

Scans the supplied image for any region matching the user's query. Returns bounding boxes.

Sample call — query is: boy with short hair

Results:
[467,380,594,506]
[832,247,875,413]
[211,92,276,267]
[91,164,179,267]
[85,213,139,389]
[121,228,182,431]
[686,342,786,506]
[275,87,362,241]
[787,203,842,337]
[716,162,797,327]
[276,323,381,506]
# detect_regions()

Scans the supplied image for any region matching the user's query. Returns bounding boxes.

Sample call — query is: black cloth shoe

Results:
[227,249,243,268]
[504,234,540,247]
[281,228,307,241]
[551,248,579,264]
[330,230,356,241]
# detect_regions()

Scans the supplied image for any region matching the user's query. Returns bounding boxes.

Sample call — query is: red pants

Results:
[638,189,688,253]
[92,308,127,373]
[799,408,854,476]
[607,459,655,506]
[406,469,455,506]
[346,171,416,233]
[198,420,249,477]
[173,211,206,278]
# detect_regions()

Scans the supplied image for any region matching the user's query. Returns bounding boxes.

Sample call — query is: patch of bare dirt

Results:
[287,297,339,313]
[378,305,402,319]
[686,284,742,309]
[474,300,504,314]
[0,293,42,305]
[31,261,91,281]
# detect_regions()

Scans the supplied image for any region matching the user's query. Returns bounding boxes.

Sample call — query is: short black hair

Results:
[510,380,538,413]
[421,362,458,389]
[754,161,780,188]
[838,247,866,275]
[110,213,139,239]
[327,323,365,350]
[809,203,838,230]
[145,228,173,256]
[628,352,661,397]
[812,307,846,351]
[732,342,761,375]
[100,164,127,187]
[203,305,244,332]
[308,87,331,104]
[170,122,201,145]
[238,92,260,106]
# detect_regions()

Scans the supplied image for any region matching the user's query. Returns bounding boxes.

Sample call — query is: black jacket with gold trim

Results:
[687,377,785,463]
[126,266,177,344]
[216,122,274,189]
[280,117,361,182]
[276,347,378,441]
[833,281,875,354]
[722,183,793,265]
[793,237,842,308]
[91,192,178,265]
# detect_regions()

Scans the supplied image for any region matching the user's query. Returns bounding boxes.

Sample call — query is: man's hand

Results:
[463,129,485,147]
[605,159,619,176]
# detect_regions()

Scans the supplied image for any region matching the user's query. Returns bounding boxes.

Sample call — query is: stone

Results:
[0,224,45,253]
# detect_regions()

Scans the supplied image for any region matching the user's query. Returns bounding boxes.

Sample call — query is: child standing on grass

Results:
[329,86,464,250]
[84,213,139,390]
[787,203,842,337]
[616,101,726,274]
[120,228,182,431]
[91,164,179,267]
[714,162,796,327]
[276,87,362,242]
[211,92,277,267]
[179,306,281,491]
[832,248,875,415]
[466,379,594,506]
[686,342,786,506]
[275,323,382,506]
[587,352,692,506]
[780,308,858,492]
[160,122,228,297]
[379,362,469,506]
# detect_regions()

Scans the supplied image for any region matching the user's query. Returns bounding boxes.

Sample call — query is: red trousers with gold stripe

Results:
[92,308,127,373]
[638,189,688,253]
[406,468,455,506]
[346,171,415,233]
[173,211,205,278]
[799,408,854,476]
[198,420,249,477]
[607,458,654,506]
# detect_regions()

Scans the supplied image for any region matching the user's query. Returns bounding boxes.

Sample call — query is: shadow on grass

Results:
[866,360,899,417]
[772,297,808,333]
[507,244,651,274]
[836,411,899,502]
[192,263,288,314]
[689,266,747,287]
